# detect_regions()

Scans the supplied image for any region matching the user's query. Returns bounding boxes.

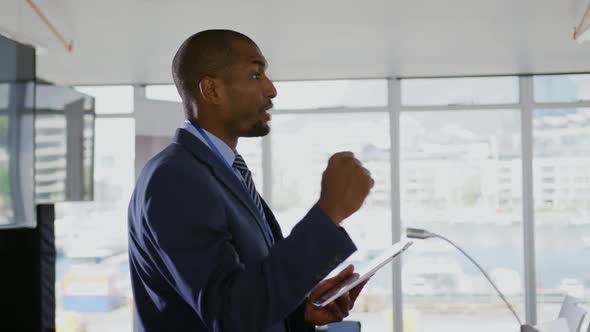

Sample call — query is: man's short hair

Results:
[172,29,256,113]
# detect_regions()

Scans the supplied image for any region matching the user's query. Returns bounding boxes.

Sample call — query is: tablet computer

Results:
[312,239,413,307]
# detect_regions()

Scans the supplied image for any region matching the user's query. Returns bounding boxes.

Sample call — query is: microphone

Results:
[406,227,524,327]
[406,227,436,240]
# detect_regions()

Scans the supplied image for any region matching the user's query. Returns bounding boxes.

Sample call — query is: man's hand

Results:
[318,152,375,224]
[304,265,370,326]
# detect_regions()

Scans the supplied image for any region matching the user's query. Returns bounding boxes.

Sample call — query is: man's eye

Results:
[252,72,261,79]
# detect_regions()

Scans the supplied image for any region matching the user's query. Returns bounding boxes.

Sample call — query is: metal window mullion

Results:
[520,76,537,325]
[389,79,403,332]
[95,113,134,119]
[533,101,590,109]
[132,85,143,332]
[270,106,388,115]
[401,103,520,112]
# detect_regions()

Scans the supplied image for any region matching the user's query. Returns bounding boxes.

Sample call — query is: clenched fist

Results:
[318,152,375,224]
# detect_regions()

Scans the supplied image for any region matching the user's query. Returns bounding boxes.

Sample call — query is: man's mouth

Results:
[260,107,272,121]
[262,102,273,112]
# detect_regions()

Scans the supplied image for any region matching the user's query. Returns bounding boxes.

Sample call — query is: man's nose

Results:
[264,77,277,99]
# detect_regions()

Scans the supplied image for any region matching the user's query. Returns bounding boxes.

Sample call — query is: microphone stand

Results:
[406,228,538,331]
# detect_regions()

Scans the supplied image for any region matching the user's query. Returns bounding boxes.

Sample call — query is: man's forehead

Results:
[233,41,267,67]
[248,55,268,68]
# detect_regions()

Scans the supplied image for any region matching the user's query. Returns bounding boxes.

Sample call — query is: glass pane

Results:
[273,79,388,110]
[34,83,95,203]
[55,118,135,332]
[145,84,181,102]
[74,86,133,114]
[401,110,524,332]
[271,112,392,330]
[401,77,519,106]
[145,80,389,110]
[0,81,35,227]
[0,83,9,109]
[534,75,590,103]
[534,108,590,324]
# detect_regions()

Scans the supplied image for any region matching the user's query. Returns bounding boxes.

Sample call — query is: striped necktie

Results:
[233,153,275,244]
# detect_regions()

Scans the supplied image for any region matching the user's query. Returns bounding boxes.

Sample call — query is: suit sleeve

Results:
[286,302,316,332]
[144,164,356,332]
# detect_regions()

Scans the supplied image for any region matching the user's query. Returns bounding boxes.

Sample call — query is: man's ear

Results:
[198,76,223,105]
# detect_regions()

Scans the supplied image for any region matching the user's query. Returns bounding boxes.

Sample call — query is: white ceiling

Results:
[1,0,590,85]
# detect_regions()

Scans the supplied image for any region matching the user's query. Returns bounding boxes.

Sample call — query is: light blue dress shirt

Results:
[183,120,244,181]
[183,120,236,165]
[182,120,274,242]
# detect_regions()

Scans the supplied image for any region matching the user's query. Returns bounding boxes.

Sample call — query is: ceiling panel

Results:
[1,0,589,84]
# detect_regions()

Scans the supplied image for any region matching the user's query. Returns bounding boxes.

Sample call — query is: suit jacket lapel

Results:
[261,198,284,241]
[173,128,273,247]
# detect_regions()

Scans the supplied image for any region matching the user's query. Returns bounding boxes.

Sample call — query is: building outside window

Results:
[116,75,590,331]
[54,86,135,332]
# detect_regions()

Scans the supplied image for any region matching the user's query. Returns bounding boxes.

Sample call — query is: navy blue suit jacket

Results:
[128,128,357,331]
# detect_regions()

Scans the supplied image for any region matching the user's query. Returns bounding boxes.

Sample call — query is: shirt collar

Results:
[183,120,236,166]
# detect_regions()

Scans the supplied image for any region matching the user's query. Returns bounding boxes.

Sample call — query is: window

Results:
[75,86,134,114]
[400,110,524,332]
[273,79,388,110]
[145,84,180,102]
[75,76,590,332]
[34,84,95,203]
[501,167,512,174]
[0,84,13,225]
[270,112,392,331]
[145,80,389,110]
[534,74,590,103]
[534,108,590,319]
[55,87,135,332]
[401,77,519,106]
[0,81,35,227]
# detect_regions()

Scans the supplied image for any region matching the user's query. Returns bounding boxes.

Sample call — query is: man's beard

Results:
[243,119,270,137]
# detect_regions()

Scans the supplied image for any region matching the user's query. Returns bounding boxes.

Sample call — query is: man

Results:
[128,29,375,331]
